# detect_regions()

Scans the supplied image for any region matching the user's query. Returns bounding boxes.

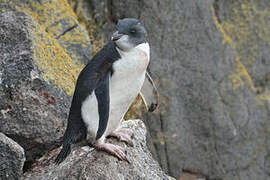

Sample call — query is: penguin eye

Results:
[130,29,136,34]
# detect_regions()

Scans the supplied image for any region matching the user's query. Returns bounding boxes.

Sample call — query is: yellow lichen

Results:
[157,131,165,145]
[124,96,146,120]
[16,0,103,97]
[230,58,257,92]
[32,22,84,95]
[211,5,257,92]
[17,0,76,31]
[67,0,105,56]
[71,1,137,118]
[10,0,91,95]
[87,21,105,57]
[256,90,270,105]
[19,0,91,53]
[211,2,270,104]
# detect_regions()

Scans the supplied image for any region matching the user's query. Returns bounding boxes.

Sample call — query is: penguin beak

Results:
[111,31,124,41]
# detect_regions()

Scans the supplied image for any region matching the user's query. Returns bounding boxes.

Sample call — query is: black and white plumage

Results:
[55,18,158,164]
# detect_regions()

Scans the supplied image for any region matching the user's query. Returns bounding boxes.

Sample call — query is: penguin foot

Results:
[109,128,134,146]
[95,142,129,162]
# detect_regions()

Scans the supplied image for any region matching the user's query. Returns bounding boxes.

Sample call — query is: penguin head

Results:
[111,18,147,51]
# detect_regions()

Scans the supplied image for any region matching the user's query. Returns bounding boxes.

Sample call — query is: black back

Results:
[65,40,120,143]
[55,41,120,164]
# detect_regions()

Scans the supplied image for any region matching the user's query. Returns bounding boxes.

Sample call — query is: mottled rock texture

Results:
[1,0,270,179]
[0,2,171,179]
[0,133,25,179]
[0,0,91,65]
[24,120,175,180]
[68,0,270,179]
[0,3,90,169]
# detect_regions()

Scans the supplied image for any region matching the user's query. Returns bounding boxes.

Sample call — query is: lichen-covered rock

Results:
[1,0,269,179]
[73,0,270,179]
[0,133,25,179]
[0,0,91,65]
[23,120,175,180]
[0,10,66,169]
[0,8,88,169]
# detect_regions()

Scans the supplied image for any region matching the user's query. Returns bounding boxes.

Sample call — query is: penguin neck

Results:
[116,42,150,61]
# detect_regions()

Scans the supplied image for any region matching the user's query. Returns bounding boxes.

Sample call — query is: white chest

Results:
[82,43,150,140]
[109,43,150,104]
[114,43,150,74]
[106,43,150,134]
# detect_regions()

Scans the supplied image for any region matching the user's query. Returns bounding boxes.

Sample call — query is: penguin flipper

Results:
[54,71,109,164]
[55,41,119,164]
[140,71,158,112]
[95,72,111,140]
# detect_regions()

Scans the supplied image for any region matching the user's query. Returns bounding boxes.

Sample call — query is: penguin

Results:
[55,18,158,164]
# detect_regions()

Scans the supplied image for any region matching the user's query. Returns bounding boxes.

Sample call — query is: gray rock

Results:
[0,0,92,65]
[23,120,175,180]
[0,132,25,180]
[0,11,72,169]
[1,0,269,179]
[79,0,270,179]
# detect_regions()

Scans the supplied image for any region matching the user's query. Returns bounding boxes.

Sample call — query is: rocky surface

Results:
[0,10,67,169]
[0,0,91,65]
[0,1,172,179]
[0,7,88,169]
[0,133,25,179]
[0,0,269,179]
[69,0,270,179]
[23,120,175,180]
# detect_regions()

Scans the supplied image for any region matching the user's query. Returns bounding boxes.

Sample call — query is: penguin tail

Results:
[55,143,71,165]
[55,116,87,164]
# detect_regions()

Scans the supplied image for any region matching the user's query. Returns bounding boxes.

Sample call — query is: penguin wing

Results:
[68,41,120,140]
[55,41,120,164]
[55,69,111,164]
[94,72,110,140]
[71,67,111,141]
[140,71,159,112]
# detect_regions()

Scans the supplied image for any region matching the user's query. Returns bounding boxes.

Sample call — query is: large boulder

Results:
[0,133,25,179]
[71,0,270,179]
[1,0,269,179]
[23,120,175,180]
[0,0,91,65]
[0,7,89,169]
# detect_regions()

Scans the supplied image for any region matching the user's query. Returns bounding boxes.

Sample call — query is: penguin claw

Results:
[95,143,129,163]
[109,128,134,146]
